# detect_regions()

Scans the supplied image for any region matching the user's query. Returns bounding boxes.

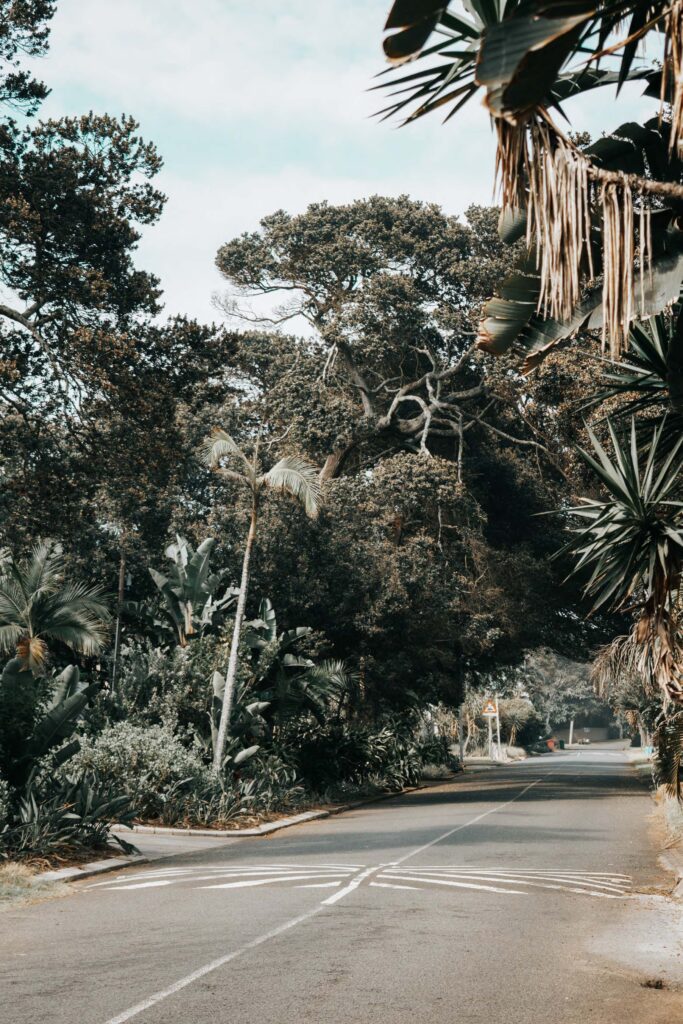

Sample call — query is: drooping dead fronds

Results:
[600,179,635,357]
[592,611,683,708]
[591,632,643,699]
[664,0,683,154]
[635,604,683,705]
[494,113,657,360]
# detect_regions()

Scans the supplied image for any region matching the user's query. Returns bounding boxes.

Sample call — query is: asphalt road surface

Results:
[3,746,683,1023]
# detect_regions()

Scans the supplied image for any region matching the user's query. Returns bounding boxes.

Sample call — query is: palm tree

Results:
[0,541,111,672]
[377,2,683,360]
[199,429,322,771]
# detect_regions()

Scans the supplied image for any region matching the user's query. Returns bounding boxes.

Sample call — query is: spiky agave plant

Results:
[563,418,683,702]
[0,541,110,672]
[199,429,323,771]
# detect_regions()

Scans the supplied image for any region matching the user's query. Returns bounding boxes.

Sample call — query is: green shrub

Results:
[292,721,422,792]
[69,722,210,819]
[239,752,303,813]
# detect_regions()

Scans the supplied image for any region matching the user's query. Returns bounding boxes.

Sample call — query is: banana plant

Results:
[149,535,238,647]
[199,430,322,772]
[243,599,355,730]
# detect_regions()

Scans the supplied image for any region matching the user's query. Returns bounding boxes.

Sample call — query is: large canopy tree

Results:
[216,197,566,477]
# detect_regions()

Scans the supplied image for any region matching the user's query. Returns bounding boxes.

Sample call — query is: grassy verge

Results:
[0,862,69,911]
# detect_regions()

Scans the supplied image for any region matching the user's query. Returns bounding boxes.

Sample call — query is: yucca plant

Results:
[564,418,683,701]
[0,541,110,671]
[199,429,323,770]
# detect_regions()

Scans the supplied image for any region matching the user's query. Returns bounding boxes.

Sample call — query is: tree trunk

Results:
[111,547,126,696]
[213,500,258,772]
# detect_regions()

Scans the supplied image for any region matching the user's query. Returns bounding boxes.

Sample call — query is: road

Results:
[2,746,682,1023]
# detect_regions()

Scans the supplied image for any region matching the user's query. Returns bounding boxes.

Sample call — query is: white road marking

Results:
[387,872,628,898]
[321,865,378,906]
[106,880,175,891]
[387,777,545,868]
[103,903,328,1024]
[199,874,345,890]
[379,874,528,895]
[395,870,629,893]
[370,882,420,891]
[100,769,617,1024]
[295,882,341,889]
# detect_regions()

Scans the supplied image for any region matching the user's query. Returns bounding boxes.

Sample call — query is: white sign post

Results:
[482,700,497,760]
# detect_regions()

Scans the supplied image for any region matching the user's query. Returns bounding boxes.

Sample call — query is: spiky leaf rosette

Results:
[563,418,683,701]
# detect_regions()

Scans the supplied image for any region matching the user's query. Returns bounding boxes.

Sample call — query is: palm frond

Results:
[655,710,683,800]
[199,428,252,472]
[261,456,323,518]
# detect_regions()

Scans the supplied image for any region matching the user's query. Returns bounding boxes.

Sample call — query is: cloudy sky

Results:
[36,1,659,324]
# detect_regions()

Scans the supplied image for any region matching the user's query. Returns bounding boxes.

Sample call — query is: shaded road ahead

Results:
[3,746,682,1023]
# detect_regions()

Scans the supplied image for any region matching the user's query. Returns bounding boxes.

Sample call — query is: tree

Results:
[0,112,165,409]
[215,198,562,471]
[0,1,55,115]
[199,429,322,770]
[375,4,683,717]
[0,540,110,671]
[524,648,603,734]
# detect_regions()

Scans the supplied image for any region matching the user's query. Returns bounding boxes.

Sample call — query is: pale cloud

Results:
[34,1,660,324]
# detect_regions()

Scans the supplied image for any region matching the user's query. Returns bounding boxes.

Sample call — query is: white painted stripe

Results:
[370,882,420,892]
[190,870,352,881]
[395,871,628,893]
[294,882,342,889]
[391,872,628,895]
[379,874,528,896]
[199,874,343,890]
[321,866,378,906]
[406,867,630,878]
[100,772,554,1021]
[106,880,175,891]
[103,903,327,1024]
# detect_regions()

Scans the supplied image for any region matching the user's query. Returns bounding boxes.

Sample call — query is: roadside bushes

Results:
[69,721,210,819]
[292,720,423,793]
[0,658,135,860]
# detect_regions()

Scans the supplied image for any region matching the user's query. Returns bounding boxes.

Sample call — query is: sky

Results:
[35,1,661,325]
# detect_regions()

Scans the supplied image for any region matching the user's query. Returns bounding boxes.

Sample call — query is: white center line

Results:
[320,865,378,906]
[388,776,546,868]
[103,903,327,1024]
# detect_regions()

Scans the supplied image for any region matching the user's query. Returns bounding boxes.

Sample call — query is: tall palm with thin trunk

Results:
[0,541,111,672]
[199,429,322,771]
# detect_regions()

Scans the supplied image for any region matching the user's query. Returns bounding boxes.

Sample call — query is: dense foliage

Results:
[0,3,619,859]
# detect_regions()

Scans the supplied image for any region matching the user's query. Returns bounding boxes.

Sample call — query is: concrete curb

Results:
[32,776,456,886]
[36,854,151,885]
